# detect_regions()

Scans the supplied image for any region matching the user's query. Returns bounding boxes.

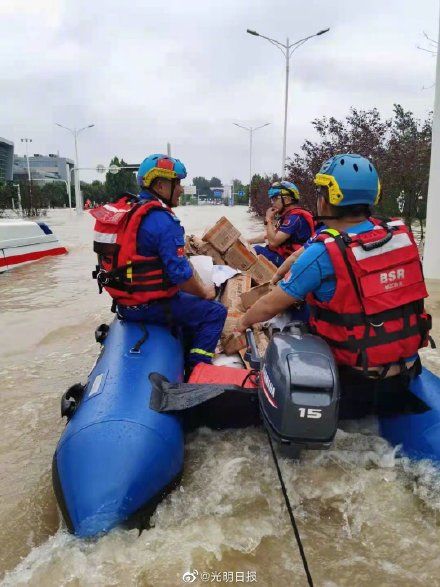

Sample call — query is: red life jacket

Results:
[270,207,315,258]
[307,218,431,371]
[90,194,179,306]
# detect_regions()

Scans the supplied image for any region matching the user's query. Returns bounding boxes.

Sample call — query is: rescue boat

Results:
[52,319,440,538]
[0,219,67,272]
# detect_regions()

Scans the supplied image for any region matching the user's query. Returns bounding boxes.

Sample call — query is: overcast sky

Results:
[1,0,438,184]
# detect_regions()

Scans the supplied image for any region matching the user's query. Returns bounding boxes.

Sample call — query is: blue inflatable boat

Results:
[53,319,440,538]
[52,319,185,537]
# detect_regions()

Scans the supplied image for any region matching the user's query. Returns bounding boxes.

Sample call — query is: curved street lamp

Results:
[55,123,95,214]
[246,27,330,178]
[233,122,270,198]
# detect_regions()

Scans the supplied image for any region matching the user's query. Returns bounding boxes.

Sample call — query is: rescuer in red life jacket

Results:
[91,154,227,368]
[239,154,432,417]
[247,181,315,267]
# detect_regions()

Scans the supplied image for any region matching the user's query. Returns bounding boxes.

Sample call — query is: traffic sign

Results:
[238,190,244,196]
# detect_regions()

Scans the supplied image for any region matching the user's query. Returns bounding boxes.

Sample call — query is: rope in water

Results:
[266,430,314,587]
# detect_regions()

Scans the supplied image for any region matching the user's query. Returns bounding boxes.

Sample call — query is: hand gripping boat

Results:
[53,320,440,537]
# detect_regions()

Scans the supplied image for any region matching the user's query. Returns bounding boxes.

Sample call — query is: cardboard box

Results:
[221,310,244,339]
[248,255,277,285]
[222,332,247,355]
[221,274,252,310]
[202,216,241,253]
[254,329,270,356]
[223,238,258,271]
[200,242,224,265]
[240,282,273,310]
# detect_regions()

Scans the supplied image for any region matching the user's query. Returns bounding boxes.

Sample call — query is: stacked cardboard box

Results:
[240,282,273,311]
[247,255,277,285]
[222,332,247,355]
[223,237,258,271]
[220,274,252,310]
[185,235,224,265]
[202,216,241,253]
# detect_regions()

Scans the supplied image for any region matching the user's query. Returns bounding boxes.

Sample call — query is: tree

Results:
[209,176,223,187]
[193,176,211,196]
[249,173,281,217]
[104,156,138,200]
[41,182,70,208]
[82,180,107,205]
[285,105,432,228]
[232,179,248,205]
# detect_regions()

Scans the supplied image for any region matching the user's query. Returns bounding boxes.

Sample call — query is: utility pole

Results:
[20,138,33,205]
[55,123,95,215]
[233,122,270,200]
[423,15,440,279]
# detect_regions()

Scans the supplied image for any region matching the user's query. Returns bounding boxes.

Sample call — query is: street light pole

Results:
[20,138,32,182]
[233,122,270,200]
[247,27,329,178]
[55,123,95,215]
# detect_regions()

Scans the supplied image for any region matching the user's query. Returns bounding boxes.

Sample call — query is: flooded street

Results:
[1,206,440,586]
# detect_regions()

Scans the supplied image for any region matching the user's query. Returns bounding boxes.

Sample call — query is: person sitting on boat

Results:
[238,153,432,417]
[247,181,315,267]
[91,154,227,368]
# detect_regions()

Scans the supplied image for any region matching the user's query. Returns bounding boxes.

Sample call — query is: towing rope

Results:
[266,430,314,587]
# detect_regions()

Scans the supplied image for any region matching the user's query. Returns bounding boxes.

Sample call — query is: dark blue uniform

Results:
[118,191,227,366]
[254,213,312,267]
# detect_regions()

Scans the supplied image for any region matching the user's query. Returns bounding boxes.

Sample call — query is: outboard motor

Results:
[246,322,340,457]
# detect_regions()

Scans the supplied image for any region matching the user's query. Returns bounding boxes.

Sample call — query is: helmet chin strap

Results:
[149,179,177,207]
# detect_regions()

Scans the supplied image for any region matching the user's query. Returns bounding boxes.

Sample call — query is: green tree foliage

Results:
[231,179,249,205]
[82,180,107,205]
[209,176,223,188]
[193,176,211,196]
[285,105,432,229]
[104,156,138,201]
[249,173,281,217]
[40,182,70,208]
[0,182,17,216]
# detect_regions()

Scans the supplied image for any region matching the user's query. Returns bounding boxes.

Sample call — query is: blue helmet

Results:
[137,154,187,188]
[268,180,300,201]
[314,154,381,206]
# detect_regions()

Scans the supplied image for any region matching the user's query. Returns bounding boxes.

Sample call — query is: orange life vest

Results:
[90,194,179,306]
[270,207,315,258]
[307,218,431,371]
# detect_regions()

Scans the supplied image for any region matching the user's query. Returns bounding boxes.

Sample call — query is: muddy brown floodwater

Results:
[1,207,440,586]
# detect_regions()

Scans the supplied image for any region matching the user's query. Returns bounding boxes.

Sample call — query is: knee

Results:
[213,301,228,322]
[205,300,227,324]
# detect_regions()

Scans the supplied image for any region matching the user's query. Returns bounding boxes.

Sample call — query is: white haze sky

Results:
[1,0,438,184]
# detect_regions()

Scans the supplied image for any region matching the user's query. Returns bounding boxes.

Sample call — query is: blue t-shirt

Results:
[277,212,312,245]
[137,191,193,285]
[280,220,374,302]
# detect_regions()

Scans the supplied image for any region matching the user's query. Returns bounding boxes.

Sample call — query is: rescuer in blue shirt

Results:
[118,154,227,367]
[239,154,429,418]
[247,181,314,267]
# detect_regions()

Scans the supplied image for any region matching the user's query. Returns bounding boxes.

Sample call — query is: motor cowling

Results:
[258,322,340,455]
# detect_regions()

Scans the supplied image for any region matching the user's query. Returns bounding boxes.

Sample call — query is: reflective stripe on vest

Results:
[306,217,430,370]
[90,194,179,306]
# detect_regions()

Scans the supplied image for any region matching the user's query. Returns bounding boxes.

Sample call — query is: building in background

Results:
[13,153,74,184]
[0,137,14,182]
